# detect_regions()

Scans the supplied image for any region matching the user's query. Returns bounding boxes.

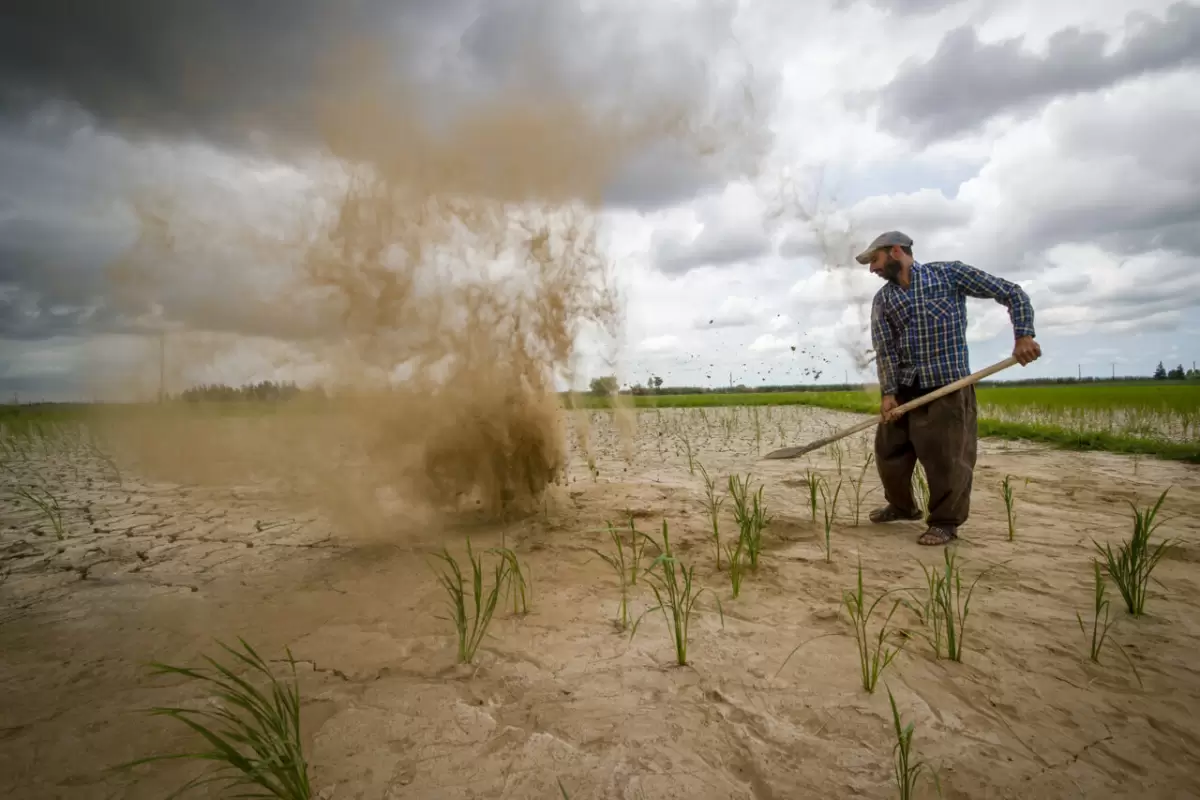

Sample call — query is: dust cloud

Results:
[86,34,769,529]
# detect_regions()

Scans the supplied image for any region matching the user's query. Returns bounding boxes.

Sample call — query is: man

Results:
[856,231,1041,546]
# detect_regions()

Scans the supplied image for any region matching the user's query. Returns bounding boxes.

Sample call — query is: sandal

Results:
[869,505,924,524]
[917,525,957,546]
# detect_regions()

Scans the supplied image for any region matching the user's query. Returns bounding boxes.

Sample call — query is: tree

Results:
[1167,364,1186,380]
[589,376,619,396]
[1154,361,1167,380]
[650,375,664,392]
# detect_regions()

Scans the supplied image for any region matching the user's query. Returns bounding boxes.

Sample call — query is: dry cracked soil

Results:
[2,405,1200,799]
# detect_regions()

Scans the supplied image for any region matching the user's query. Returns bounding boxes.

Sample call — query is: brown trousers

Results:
[874,385,978,528]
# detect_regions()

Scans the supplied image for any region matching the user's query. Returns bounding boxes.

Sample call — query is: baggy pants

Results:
[874,384,978,528]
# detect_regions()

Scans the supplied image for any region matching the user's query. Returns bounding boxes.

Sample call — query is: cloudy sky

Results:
[2,0,1198,401]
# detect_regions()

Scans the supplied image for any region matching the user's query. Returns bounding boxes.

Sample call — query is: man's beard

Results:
[882,256,903,284]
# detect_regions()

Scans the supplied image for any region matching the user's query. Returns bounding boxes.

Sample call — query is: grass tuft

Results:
[631,520,721,666]
[430,538,508,664]
[1093,488,1175,617]
[1076,560,1142,687]
[843,558,906,693]
[697,462,725,570]
[887,686,939,800]
[592,520,644,630]
[922,549,994,662]
[819,477,842,563]
[115,638,311,800]
[16,484,66,540]
[1000,475,1017,541]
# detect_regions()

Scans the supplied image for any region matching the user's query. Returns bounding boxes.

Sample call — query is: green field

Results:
[571,382,1200,463]
[4,381,1199,463]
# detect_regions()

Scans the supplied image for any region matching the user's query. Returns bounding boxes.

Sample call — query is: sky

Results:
[2,0,1198,401]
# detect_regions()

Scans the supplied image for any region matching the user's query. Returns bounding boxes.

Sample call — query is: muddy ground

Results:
[2,405,1199,799]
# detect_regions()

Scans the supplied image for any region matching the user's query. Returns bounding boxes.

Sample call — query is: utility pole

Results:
[1078,364,1081,380]
[1112,363,1116,380]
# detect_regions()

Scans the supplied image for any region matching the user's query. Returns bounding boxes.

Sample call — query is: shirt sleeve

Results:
[947,260,1036,339]
[870,293,899,396]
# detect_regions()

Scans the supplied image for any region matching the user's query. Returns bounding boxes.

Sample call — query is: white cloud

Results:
[748,333,797,353]
[636,334,681,353]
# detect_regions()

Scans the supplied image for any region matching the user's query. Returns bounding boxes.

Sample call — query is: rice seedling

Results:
[115,638,312,800]
[830,438,845,475]
[697,462,725,570]
[728,473,769,570]
[430,538,509,664]
[490,547,531,615]
[846,454,877,526]
[1000,475,1017,541]
[752,406,762,453]
[926,548,993,662]
[905,560,945,658]
[16,484,66,540]
[677,427,696,475]
[887,686,938,800]
[593,521,638,630]
[804,468,822,524]
[631,520,721,666]
[1076,560,1142,687]
[843,558,907,693]
[819,478,842,563]
[1094,488,1175,617]
[912,464,930,517]
[725,533,747,599]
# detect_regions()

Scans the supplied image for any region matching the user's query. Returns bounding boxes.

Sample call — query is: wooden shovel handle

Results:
[761,356,1018,461]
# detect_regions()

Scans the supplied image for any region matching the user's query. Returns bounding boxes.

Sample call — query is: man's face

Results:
[868,247,904,284]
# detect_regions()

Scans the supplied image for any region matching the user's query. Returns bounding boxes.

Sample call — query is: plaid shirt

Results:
[871,260,1035,396]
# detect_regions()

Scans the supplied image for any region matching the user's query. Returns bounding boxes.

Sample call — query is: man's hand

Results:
[1014,335,1042,366]
[881,394,902,423]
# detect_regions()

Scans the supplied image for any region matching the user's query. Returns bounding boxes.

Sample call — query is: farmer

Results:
[856,231,1041,546]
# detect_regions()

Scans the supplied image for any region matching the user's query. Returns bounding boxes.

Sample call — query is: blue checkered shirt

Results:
[871,260,1035,396]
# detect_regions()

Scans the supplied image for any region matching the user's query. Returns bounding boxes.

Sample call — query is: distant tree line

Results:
[1154,362,1199,381]
[175,380,318,403]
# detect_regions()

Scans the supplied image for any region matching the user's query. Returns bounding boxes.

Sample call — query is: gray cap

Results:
[854,231,913,264]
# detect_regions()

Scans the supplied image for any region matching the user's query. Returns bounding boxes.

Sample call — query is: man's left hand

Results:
[1014,336,1041,366]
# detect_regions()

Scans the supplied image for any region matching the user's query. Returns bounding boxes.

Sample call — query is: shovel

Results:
[761,356,1019,461]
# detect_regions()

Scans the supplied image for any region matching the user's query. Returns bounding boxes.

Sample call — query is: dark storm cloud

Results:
[872,1,1200,142]
[0,0,774,354]
[0,0,410,151]
[0,0,770,210]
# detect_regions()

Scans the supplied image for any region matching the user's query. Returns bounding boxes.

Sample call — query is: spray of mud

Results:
[85,33,769,531]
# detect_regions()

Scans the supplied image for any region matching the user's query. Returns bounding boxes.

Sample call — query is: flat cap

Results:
[854,231,913,264]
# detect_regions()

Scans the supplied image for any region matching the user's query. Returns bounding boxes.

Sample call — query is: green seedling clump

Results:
[887,686,939,800]
[116,638,312,800]
[1076,560,1142,686]
[805,468,822,523]
[1094,488,1175,617]
[431,538,508,664]
[592,519,645,630]
[920,548,994,662]
[697,462,725,570]
[820,478,842,563]
[728,473,769,570]
[843,558,906,693]
[1000,474,1017,541]
[631,520,722,666]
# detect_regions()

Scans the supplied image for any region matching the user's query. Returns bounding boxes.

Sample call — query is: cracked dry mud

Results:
[2,406,1200,799]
